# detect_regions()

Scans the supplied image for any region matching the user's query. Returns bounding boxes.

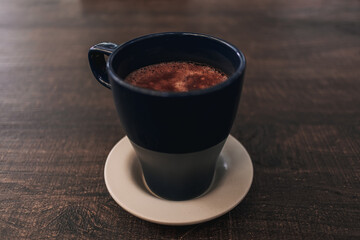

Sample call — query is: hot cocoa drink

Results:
[124,61,228,92]
[89,33,246,201]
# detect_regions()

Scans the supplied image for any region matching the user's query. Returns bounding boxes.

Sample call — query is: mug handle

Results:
[88,42,119,89]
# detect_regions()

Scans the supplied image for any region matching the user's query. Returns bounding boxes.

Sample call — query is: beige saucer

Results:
[104,135,253,225]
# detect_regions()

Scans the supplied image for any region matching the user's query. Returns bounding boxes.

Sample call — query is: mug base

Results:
[130,139,226,201]
[141,168,216,201]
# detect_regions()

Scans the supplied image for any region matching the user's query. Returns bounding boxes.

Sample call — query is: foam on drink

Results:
[124,61,228,92]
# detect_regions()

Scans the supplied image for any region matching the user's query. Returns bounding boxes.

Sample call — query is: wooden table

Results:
[1,0,359,239]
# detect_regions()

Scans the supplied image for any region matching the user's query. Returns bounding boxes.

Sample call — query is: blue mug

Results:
[88,32,246,200]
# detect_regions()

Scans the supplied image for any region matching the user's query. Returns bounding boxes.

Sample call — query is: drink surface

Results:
[124,61,228,92]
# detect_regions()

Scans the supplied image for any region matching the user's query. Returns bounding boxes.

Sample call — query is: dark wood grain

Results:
[1,0,359,239]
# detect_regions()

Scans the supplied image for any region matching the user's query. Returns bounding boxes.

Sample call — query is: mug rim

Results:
[107,32,246,97]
